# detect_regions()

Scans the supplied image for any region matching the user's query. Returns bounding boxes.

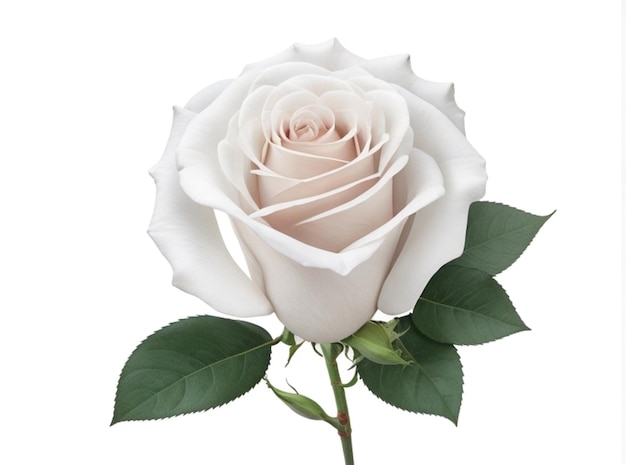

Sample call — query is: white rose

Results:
[148,39,487,343]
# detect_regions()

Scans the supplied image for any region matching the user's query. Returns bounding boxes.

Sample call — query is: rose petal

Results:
[179,142,385,275]
[177,40,484,280]
[149,107,273,317]
[304,149,446,253]
[395,85,482,165]
[378,156,487,315]
[295,154,407,226]
[263,141,349,178]
[258,150,379,205]
[184,79,234,112]
[289,180,392,251]
[218,136,260,213]
[233,218,404,342]
[252,173,379,223]
[242,38,361,76]
[250,63,333,94]
[375,87,486,314]
[365,89,411,168]
[178,77,257,155]
[359,53,466,133]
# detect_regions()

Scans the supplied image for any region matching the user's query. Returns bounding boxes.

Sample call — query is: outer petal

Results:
[184,79,234,112]
[376,57,486,315]
[359,54,466,133]
[148,106,273,317]
[395,85,472,162]
[242,38,361,75]
[234,218,404,342]
[378,156,487,315]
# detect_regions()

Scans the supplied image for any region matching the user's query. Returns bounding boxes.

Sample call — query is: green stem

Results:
[321,343,354,465]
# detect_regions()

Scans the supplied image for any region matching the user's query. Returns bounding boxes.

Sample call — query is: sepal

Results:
[280,327,304,365]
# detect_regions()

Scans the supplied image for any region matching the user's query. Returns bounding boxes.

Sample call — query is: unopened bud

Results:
[266,379,332,422]
[343,321,410,366]
[280,327,296,345]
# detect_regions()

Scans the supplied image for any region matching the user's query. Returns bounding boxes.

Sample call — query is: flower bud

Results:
[343,321,410,366]
[280,327,297,345]
[266,379,332,422]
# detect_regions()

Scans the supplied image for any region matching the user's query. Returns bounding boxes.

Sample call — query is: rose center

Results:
[286,105,335,142]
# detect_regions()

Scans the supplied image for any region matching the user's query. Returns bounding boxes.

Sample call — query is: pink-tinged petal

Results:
[149,107,273,317]
[378,156,487,315]
[253,172,379,221]
[283,105,337,142]
[256,174,379,250]
[280,120,357,161]
[295,154,407,226]
[345,148,445,250]
[263,141,348,179]
[268,154,414,252]
[289,177,392,251]
[179,143,384,276]
[264,153,377,205]
[234,219,404,343]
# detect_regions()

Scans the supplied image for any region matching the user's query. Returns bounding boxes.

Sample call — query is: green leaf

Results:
[450,201,552,275]
[412,265,529,345]
[112,315,273,424]
[357,317,463,424]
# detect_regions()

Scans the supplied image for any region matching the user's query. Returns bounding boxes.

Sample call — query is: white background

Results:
[0,1,622,464]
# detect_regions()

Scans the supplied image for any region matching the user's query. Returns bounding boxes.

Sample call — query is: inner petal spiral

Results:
[226,73,414,253]
[287,105,334,142]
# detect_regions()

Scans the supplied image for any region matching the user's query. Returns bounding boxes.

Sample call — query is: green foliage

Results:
[111,200,551,437]
[112,316,273,424]
[450,201,553,275]
[358,201,549,424]
[412,265,529,345]
[357,317,463,424]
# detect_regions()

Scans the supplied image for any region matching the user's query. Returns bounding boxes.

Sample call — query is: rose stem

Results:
[321,343,354,465]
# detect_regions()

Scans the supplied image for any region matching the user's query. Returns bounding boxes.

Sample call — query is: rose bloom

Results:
[148,39,487,343]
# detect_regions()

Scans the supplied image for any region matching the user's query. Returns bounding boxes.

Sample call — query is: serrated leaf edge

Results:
[417,296,530,344]
[455,201,554,275]
[358,319,464,425]
[414,267,530,346]
[111,315,274,425]
[359,355,464,425]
